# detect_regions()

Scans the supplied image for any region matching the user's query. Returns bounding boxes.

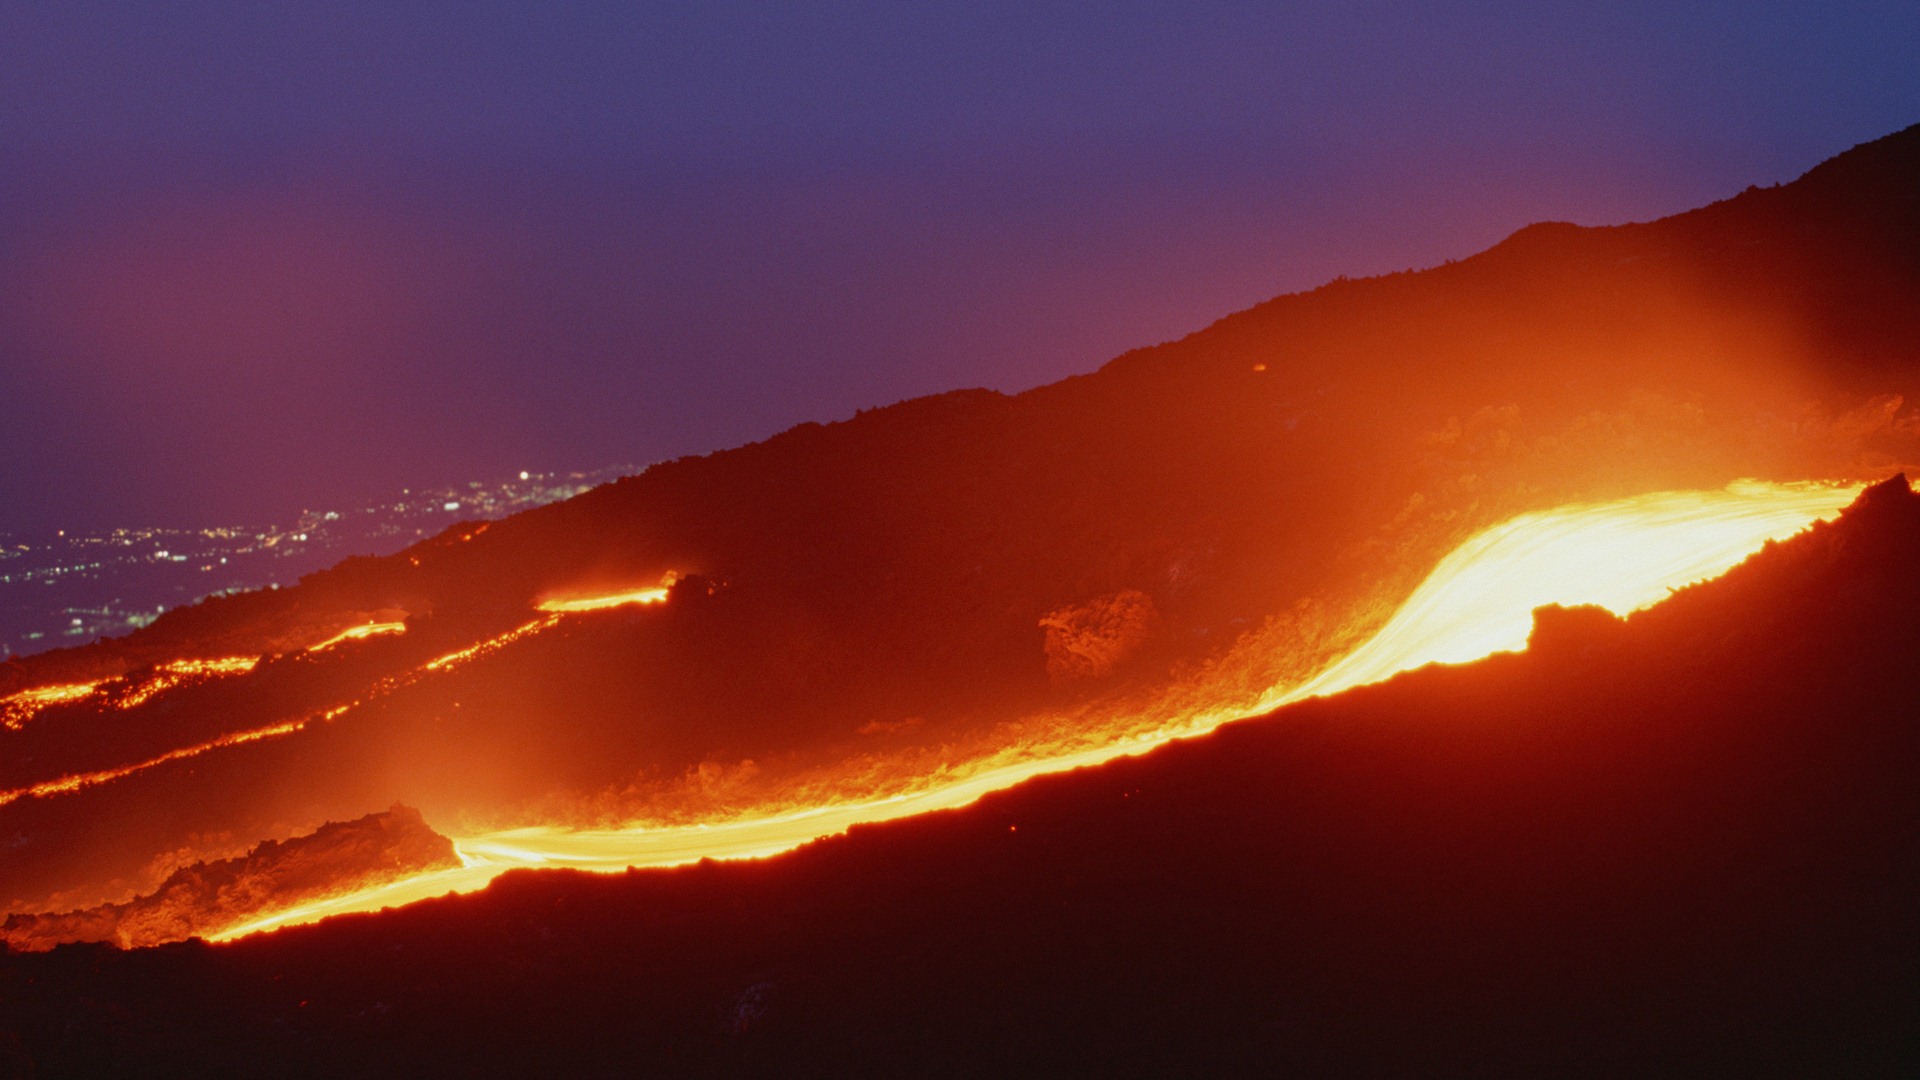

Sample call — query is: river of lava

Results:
[211,479,1861,942]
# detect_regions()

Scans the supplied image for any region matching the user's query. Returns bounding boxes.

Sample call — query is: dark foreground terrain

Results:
[4,477,1916,1077]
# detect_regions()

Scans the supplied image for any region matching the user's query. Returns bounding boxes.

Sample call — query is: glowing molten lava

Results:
[0,657,259,732]
[0,718,306,809]
[0,682,100,731]
[1281,481,1863,703]
[311,621,408,651]
[536,579,675,613]
[209,479,1862,941]
[2,594,670,814]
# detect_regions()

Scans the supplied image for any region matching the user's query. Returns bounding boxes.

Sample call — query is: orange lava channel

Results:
[1,657,260,731]
[212,479,1863,942]
[422,615,560,671]
[2,613,589,812]
[0,718,307,809]
[2,590,678,815]
[1,682,100,731]
[311,621,408,651]
[536,586,671,613]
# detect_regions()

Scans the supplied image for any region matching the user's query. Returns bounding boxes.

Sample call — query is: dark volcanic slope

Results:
[4,124,1918,914]
[6,479,1917,1077]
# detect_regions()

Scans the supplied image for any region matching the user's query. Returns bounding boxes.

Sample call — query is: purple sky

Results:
[3,2,1917,532]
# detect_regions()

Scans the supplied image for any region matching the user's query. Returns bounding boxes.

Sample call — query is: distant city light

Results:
[3,463,638,656]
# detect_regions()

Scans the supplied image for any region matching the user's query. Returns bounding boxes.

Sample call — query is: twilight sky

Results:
[2,1,1917,532]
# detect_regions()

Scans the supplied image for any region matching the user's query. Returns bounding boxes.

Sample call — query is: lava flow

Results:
[0,619,401,735]
[1280,480,1864,703]
[208,478,1863,942]
[1,656,259,732]
[536,577,676,613]
[0,718,307,809]
[311,621,408,651]
[0,596,669,818]
[0,682,98,731]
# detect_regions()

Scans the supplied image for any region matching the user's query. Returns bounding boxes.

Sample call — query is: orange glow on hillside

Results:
[1,682,101,731]
[535,577,676,613]
[5,616,569,812]
[1277,480,1863,704]
[311,621,408,651]
[0,717,308,809]
[210,479,1863,942]
[4,596,657,813]
[0,657,259,731]
[422,616,559,671]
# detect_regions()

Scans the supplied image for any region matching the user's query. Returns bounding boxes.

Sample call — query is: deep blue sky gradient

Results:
[3,2,1917,530]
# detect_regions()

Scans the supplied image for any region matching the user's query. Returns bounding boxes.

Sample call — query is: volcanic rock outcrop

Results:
[2,805,456,951]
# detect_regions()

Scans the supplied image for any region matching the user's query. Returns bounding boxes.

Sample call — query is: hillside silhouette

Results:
[2,123,1918,917]
[4,477,1917,1076]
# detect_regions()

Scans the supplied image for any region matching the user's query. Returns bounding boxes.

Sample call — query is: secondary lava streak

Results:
[0,718,307,808]
[210,478,1864,942]
[0,657,259,732]
[0,594,675,811]
[536,581,674,613]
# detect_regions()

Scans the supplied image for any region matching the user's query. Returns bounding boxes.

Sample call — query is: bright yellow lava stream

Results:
[311,621,409,651]
[537,586,671,613]
[211,479,1860,942]
[1279,480,1861,703]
